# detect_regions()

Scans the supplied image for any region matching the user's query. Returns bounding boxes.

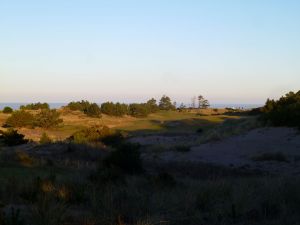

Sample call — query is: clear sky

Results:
[1,0,300,104]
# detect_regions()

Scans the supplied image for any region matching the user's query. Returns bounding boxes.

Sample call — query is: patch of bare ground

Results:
[146,127,300,175]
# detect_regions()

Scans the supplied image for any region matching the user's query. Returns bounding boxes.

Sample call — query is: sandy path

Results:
[152,127,300,175]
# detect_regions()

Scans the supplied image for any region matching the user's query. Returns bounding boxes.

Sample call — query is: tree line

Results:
[67,95,176,118]
[261,90,300,128]
[2,95,211,129]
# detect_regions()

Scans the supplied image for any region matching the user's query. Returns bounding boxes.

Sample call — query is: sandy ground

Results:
[138,127,300,175]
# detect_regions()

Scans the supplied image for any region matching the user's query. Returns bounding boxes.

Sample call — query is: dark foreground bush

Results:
[70,126,112,144]
[103,142,143,174]
[0,129,28,146]
[2,106,13,114]
[101,132,126,147]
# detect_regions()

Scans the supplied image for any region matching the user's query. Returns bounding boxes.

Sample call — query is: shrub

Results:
[84,103,101,118]
[67,100,101,118]
[5,110,35,128]
[20,102,49,110]
[35,109,63,128]
[70,126,112,144]
[101,132,126,147]
[103,142,143,174]
[0,129,28,146]
[152,172,176,187]
[2,106,13,114]
[101,102,128,117]
[128,103,150,117]
[196,128,203,133]
[39,132,52,144]
[262,90,300,128]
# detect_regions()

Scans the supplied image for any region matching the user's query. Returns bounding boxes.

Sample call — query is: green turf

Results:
[116,111,240,134]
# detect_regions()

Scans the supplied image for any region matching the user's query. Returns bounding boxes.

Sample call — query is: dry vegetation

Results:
[1,105,300,225]
[0,108,238,141]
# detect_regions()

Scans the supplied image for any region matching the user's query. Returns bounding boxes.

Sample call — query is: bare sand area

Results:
[137,127,300,175]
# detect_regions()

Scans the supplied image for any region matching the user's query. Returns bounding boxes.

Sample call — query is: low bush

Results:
[196,128,203,133]
[5,109,63,129]
[103,142,143,174]
[128,103,151,118]
[151,172,176,187]
[2,106,13,114]
[101,132,126,147]
[34,109,63,128]
[5,110,35,128]
[0,129,28,146]
[70,126,112,144]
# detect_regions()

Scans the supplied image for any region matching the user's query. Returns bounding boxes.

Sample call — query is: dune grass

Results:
[0,110,242,141]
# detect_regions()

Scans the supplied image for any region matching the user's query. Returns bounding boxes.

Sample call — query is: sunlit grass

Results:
[0,110,242,140]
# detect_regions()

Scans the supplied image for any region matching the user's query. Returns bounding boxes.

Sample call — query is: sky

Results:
[1,0,300,104]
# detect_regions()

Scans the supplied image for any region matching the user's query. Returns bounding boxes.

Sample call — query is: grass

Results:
[117,111,240,135]
[0,165,77,184]
[0,129,299,225]
[2,165,299,225]
[252,152,289,162]
[1,107,299,225]
[197,116,262,144]
[0,110,242,141]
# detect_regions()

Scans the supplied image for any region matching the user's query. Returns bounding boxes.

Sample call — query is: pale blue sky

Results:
[1,0,299,104]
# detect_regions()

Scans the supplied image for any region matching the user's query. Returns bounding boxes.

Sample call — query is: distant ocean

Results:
[210,104,263,109]
[0,103,67,110]
[0,103,262,110]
